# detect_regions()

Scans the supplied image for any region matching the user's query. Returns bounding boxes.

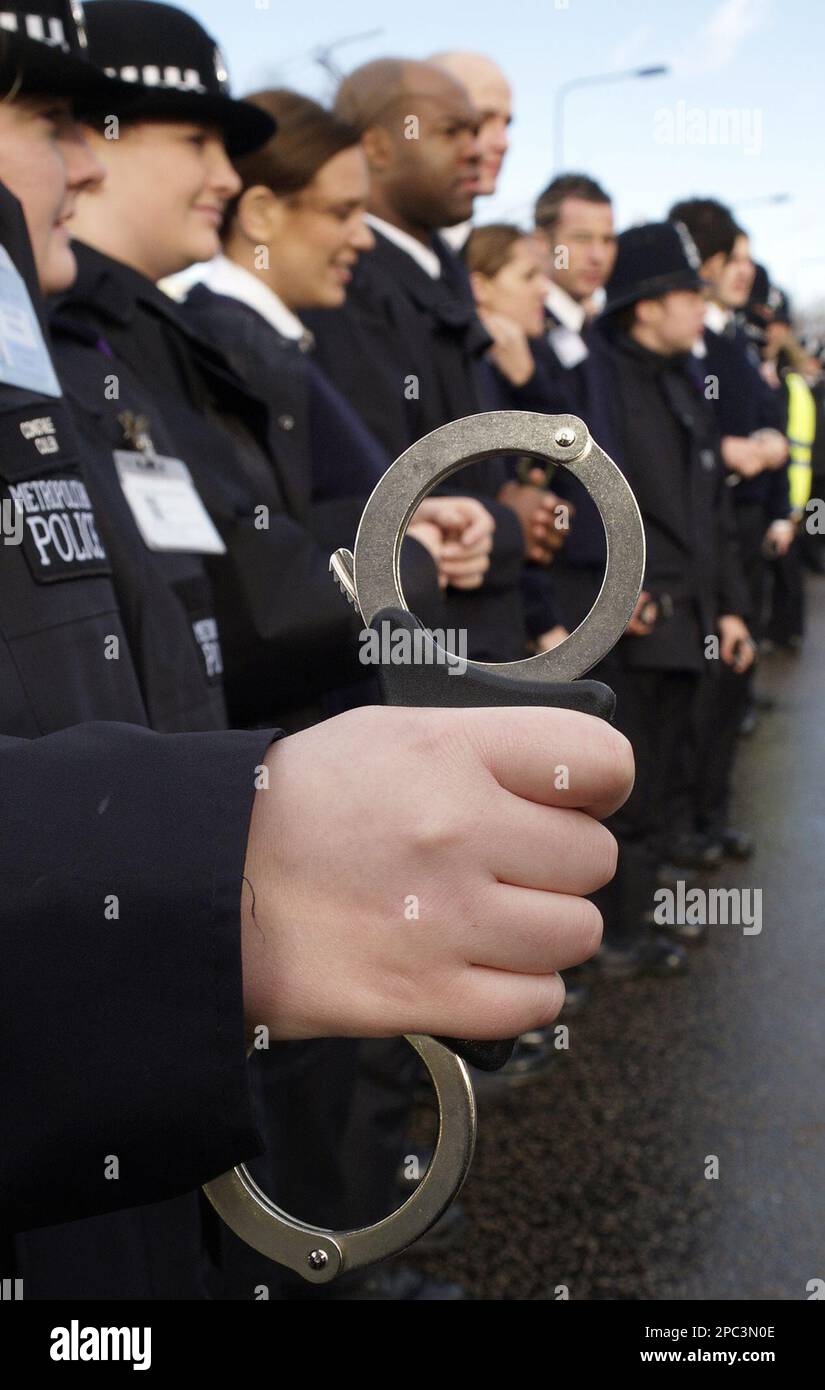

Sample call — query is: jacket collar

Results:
[63,241,260,379]
[183,254,310,345]
[367,228,491,352]
[612,329,692,377]
[60,241,177,329]
[365,215,441,279]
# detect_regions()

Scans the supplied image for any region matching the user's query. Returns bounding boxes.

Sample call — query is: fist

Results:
[242,705,634,1042]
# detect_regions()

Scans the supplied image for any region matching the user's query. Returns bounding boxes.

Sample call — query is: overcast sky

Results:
[181,0,824,313]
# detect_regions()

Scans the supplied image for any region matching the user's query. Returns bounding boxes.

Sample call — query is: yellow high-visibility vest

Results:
[785,371,816,511]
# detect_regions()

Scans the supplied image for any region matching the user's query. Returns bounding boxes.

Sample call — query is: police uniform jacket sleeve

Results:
[0,721,275,1234]
[714,449,752,620]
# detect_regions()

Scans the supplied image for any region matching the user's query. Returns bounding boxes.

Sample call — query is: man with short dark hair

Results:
[534,172,616,360]
[529,174,619,638]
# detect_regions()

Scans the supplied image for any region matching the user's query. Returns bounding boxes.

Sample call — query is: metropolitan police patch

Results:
[8,472,111,583]
[0,400,112,583]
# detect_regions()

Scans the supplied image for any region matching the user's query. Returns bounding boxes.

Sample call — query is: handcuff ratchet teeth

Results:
[203,411,645,1282]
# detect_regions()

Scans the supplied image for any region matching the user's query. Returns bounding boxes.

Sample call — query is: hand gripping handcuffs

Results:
[203,412,645,1284]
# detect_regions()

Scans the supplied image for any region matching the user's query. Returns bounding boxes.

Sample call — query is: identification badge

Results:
[0,246,62,397]
[114,450,226,555]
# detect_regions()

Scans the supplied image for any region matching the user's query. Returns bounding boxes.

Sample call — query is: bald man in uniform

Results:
[430,50,513,249]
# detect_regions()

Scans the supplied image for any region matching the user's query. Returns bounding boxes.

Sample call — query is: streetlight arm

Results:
[553,64,670,172]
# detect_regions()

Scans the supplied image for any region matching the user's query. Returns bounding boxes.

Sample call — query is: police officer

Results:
[586,223,753,976]
[170,86,493,636]
[303,57,537,667]
[531,174,620,634]
[0,0,276,1295]
[60,7,461,735]
[667,200,791,865]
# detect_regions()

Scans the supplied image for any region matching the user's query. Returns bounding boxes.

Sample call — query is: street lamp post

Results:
[554,64,670,171]
[313,29,384,83]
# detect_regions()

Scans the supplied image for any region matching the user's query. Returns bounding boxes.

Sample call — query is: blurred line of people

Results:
[161,39,820,1297]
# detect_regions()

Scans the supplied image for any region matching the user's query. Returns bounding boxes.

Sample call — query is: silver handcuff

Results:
[203,412,645,1284]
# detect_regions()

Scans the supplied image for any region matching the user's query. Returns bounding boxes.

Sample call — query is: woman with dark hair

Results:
[177,88,496,594]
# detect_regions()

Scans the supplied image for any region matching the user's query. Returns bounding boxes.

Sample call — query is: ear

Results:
[702,250,726,285]
[235,185,283,245]
[635,297,658,326]
[469,269,492,309]
[360,124,393,173]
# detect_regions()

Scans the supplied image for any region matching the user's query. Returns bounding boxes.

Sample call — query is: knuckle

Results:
[599,724,635,798]
[575,899,603,960]
[591,823,619,887]
[528,974,567,1030]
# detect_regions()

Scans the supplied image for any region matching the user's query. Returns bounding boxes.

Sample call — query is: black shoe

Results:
[739,705,759,736]
[657,861,699,888]
[502,1031,557,1080]
[663,834,723,871]
[335,1265,470,1300]
[638,934,690,975]
[472,1032,557,1100]
[660,916,708,945]
[586,940,646,980]
[719,827,755,861]
[588,934,688,979]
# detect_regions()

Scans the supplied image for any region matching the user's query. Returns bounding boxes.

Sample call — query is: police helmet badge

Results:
[213,43,228,93]
[673,220,702,272]
[70,0,88,48]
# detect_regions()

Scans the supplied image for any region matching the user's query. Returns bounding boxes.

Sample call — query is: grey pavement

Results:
[413,575,825,1301]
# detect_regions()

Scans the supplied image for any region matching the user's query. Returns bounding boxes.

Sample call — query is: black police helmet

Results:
[765,282,792,327]
[744,265,792,330]
[601,220,706,318]
[0,1,143,109]
[83,0,275,156]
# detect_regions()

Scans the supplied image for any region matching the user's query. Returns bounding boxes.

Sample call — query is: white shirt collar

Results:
[440,219,472,252]
[545,280,587,334]
[704,301,732,336]
[366,214,442,279]
[163,254,307,342]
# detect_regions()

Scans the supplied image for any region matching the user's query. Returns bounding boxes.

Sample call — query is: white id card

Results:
[0,245,62,397]
[114,450,226,555]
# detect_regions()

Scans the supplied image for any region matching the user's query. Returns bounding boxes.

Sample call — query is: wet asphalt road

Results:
[411,576,825,1301]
